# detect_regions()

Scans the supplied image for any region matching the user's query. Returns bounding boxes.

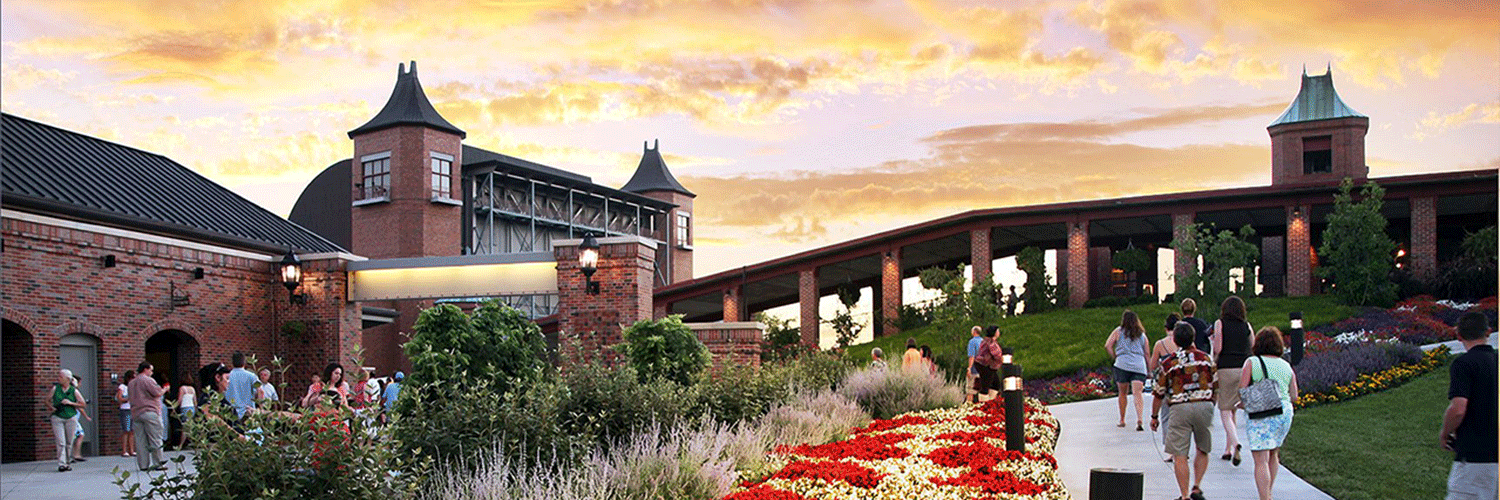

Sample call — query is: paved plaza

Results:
[1,450,193,500]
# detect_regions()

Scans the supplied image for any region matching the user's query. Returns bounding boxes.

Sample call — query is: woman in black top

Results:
[1211,295,1253,465]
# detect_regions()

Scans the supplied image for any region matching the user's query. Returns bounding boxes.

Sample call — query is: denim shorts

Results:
[119,409,132,432]
[1113,366,1148,384]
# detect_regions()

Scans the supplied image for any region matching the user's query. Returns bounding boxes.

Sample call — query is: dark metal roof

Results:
[621,140,694,196]
[461,145,676,209]
[2,113,345,253]
[462,145,591,184]
[1270,68,1365,127]
[348,61,466,139]
[288,159,352,249]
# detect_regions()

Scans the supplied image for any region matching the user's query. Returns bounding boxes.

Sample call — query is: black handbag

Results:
[1238,357,1284,419]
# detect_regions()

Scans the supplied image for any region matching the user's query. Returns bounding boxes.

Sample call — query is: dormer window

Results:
[1302,136,1332,174]
[357,151,391,203]
[431,152,454,201]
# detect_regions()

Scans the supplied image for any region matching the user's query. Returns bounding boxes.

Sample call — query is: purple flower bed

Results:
[1294,342,1422,395]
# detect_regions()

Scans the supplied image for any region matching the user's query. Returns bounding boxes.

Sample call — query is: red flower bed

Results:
[925,440,1058,470]
[851,415,932,434]
[775,431,913,461]
[931,466,1049,496]
[762,459,885,489]
[723,486,807,500]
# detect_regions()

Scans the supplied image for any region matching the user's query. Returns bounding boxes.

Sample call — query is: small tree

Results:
[619,315,710,385]
[1318,178,1396,306]
[1435,225,1497,300]
[826,284,863,350]
[1172,223,1258,312]
[1016,246,1057,314]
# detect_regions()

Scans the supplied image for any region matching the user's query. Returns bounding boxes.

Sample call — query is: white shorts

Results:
[1447,461,1499,500]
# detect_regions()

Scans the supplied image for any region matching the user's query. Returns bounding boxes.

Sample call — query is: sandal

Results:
[1231,444,1242,466]
[1137,422,1144,431]
[1190,486,1206,500]
[1117,422,1126,428]
[1219,453,1231,461]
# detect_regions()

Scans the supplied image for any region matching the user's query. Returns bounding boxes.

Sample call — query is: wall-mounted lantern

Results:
[579,234,601,295]
[279,249,307,305]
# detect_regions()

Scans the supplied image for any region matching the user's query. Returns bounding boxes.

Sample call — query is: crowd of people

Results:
[47,353,405,473]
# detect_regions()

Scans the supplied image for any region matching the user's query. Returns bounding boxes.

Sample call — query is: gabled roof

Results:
[621,139,694,197]
[2,113,345,254]
[1269,68,1366,127]
[348,61,466,139]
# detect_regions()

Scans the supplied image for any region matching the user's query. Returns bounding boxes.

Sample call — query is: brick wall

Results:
[722,286,744,322]
[1268,117,1369,187]
[554,237,657,366]
[1172,213,1195,296]
[799,268,818,345]
[1067,222,1089,308]
[1286,205,1312,296]
[350,126,464,259]
[1409,196,1437,283]
[881,249,902,336]
[1,213,358,460]
[970,229,992,283]
[688,322,763,369]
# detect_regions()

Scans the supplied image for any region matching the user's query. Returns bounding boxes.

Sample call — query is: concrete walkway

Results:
[1050,397,1333,500]
[1,451,193,500]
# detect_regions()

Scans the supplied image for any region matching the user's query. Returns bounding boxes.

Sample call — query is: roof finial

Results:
[1326,62,1331,75]
[410,60,418,76]
[398,62,406,75]
[643,140,649,151]
[653,139,659,150]
[1301,64,1306,76]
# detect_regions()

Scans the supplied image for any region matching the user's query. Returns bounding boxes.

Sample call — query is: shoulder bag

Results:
[1239,356,1284,419]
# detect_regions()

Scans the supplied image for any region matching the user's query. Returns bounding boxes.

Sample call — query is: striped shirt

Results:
[1153,348,1218,406]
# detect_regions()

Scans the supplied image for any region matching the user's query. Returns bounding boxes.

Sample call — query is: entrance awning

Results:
[347,252,557,302]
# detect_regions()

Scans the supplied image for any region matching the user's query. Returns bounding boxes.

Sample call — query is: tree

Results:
[1318,178,1396,306]
[825,284,863,350]
[619,315,710,385]
[1435,225,1497,300]
[402,300,549,395]
[1172,222,1258,312]
[1016,246,1058,314]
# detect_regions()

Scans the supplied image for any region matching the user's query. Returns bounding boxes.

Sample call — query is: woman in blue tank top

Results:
[1106,309,1152,431]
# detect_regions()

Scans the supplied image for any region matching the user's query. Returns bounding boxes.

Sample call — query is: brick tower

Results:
[621,139,695,284]
[347,61,465,259]
[1267,68,1369,186]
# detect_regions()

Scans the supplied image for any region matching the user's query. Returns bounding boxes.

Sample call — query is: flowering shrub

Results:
[1294,342,1423,395]
[1297,346,1449,408]
[757,390,870,448]
[728,397,1066,500]
[838,366,964,419]
[1024,368,1114,405]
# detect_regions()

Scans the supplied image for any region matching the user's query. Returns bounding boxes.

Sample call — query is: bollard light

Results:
[1003,368,1025,452]
[1001,346,1013,365]
[1287,311,1305,366]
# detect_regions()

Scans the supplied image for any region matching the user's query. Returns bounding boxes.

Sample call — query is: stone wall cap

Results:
[685,321,766,330]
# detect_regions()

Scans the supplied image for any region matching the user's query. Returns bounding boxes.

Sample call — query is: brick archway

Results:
[50,320,105,340]
[140,319,202,344]
[0,306,41,339]
[2,314,39,462]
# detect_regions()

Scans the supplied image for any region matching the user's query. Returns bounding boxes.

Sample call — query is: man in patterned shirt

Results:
[1151,322,1218,500]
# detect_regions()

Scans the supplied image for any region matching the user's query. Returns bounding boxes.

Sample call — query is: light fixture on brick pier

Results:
[579,234,601,295]
[279,249,308,305]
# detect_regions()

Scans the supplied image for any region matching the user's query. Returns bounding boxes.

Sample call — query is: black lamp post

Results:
[1287,311,1304,366]
[279,249,307,305]
[579,234,601,295]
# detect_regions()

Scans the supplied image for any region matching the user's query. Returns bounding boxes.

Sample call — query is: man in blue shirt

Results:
[382,371,403,413]
[225,352,259,418]
[966,325,984,391]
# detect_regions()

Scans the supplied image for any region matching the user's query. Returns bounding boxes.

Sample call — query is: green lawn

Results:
[845,296,1353,380]
[1281,361,1454,500]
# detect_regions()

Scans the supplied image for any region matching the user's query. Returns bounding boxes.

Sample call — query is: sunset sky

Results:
[4,0,1497,279]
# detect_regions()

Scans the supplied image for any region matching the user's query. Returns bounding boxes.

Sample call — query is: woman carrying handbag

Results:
[1239,327,1299,500]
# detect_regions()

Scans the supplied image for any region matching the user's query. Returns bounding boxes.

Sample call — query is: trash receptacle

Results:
[1089,467,1143,500]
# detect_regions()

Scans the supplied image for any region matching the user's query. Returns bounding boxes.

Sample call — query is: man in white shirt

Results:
[257,368,278,403]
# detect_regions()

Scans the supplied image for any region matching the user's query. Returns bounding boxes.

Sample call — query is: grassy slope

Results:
[1280,361,1453,500]
[845,296,1354,380]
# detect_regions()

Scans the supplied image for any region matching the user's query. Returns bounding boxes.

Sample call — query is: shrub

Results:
[558,363,705,446]
[393,377,591,468]
[757,390,870,448]
[116,391,428,500]
[755,313,805,363]
[619,315,710,386]
[1294,342,1422,395]
[1317,178,1397,307]
[697,364,790,426]
[837,367,963,419]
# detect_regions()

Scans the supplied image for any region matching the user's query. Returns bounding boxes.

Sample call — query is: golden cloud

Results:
[1412,101,1500,140]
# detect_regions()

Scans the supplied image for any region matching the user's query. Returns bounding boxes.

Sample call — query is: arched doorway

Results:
[145,330,199,449]
[59,333,100,457]
[3,319,36,463]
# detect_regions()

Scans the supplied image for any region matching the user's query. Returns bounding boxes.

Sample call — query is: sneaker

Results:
[58,465,70,472]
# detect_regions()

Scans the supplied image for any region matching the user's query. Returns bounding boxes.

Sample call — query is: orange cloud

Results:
[1412,101,1500,140]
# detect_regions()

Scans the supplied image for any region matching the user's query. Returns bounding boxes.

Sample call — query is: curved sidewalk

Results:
[1050,397,1332,500]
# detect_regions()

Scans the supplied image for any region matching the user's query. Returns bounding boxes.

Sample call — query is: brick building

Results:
[1,114,361,462]
[289,61,698,374]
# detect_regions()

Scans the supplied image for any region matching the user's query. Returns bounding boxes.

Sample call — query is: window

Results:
[359,154,391,201]
[1302,136,1332,174]
[675,212,691,247]
[431,153,454,199]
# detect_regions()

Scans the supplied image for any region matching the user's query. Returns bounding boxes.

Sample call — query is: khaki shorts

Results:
[1164,401,1214,457]
[1216,368,1242,411]
[1447,461,1499,500]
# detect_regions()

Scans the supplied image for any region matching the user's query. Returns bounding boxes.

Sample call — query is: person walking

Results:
[1106,310,1152,430]
[49,369,86,472]
[901,338,923,371]
[919,344,937,375]
[966,326,984,395]
[971,326,1004,404]
[69,375,91,463]
[1240,326,1299,500]
[1441,312,1497,500]
[382,371,403,414]
[868,348,888,370]
[1005,286,1019,316]
[1212,295,1253,465]
[127,361,167,471]
[226,352,258,418]
[116,370,135,457]
[1179,298,1211,353]
[1151,322,1218,500]
[1151,314,1183,460]
[175,375,196,449]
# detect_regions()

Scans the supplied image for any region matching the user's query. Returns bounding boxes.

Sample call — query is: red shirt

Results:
[1152,347,1217,406]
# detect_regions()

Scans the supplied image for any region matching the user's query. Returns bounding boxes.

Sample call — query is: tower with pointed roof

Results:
[348,61,465,259]
[1267,67,1369,186]
[622,139,695,283]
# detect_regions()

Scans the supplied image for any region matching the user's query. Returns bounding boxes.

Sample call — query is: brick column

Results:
[722,285,744,322]
[1410,197,1437,284]
[1286,205,1311,297]
[653,303,668,320]
[1067,222,1089,308]
[554,236,657,365]
[280,255,363,385]
[882,249,902,335]
[1172,213,1195,296]
[971,228,992,284]
[798,268,819,346]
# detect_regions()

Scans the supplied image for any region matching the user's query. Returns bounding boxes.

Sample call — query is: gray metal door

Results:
[59,334,99,457]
